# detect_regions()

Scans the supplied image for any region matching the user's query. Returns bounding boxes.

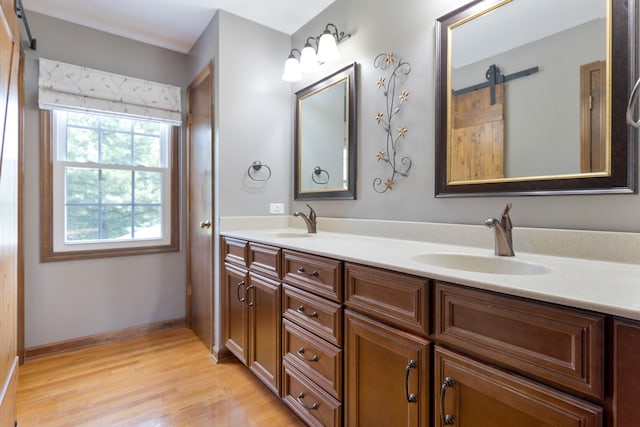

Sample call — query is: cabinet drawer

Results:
[222,237,247,267]
[435,346,602,427]
[283,284,343,347]
[283,319,342,400]
[345,263,429,337]
[282,360,342,427]
[283,250,342,302]
[248,242,281,279]
[434,281,605,399]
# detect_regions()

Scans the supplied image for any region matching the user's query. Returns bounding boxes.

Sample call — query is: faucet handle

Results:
[501,203,513,230]
[306,203,316,220]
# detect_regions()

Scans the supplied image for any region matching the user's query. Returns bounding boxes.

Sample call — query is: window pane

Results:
[134,134,161,167]
[134,206,162,239]
[102,170,132,204]
[135,171,162,203]
[66,205,99,241]
[66,127,99,162]
[67,111,99,128]
[101,116,133,132]
[102,131,132,165]
[66,168,99,203]
[101,205,132,239]
[134,121,161,136]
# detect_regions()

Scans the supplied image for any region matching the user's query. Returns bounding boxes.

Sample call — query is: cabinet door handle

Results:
[440,376,456,425]
[296,305,318,318]
[297,347,319,362]
[245,285,255,307]
[405,359,418,403]
[296,392,318,410]
[236,280,246,303]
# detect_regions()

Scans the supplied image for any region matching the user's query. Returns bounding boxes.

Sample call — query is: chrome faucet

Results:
[294,203,317,234]
[484,203,515,256]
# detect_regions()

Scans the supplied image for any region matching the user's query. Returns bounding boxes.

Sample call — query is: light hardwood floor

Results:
[17,328,304,426]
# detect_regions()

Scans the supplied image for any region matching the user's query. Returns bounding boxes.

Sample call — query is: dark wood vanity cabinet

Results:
[345,310,430,427]
[433,281,606,427]
[280,250,344,426]
[221,238,282,395]
[344,263,431,427]
[221,236,638,426]
[612,319,640,426]
[435,346,603,427]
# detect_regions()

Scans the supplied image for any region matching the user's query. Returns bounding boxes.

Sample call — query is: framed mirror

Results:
[435,0,637,196]
[294,63,358,200]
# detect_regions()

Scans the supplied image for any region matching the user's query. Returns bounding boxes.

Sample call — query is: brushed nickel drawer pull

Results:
[310,270,319,277]
[236,280,246,303]
[440,376,456,425]
[405,359,417,403]
[297,267,306,273]
[297,347,319,362]
[296,392,318,410]
[297,305,319,318]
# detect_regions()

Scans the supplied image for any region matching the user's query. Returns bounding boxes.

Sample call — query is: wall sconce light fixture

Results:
[282,23,351,82]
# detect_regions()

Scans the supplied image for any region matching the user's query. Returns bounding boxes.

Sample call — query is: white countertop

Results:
[221,221,640,322]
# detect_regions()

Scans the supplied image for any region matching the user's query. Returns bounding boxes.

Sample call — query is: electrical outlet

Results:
[270,203,285,214]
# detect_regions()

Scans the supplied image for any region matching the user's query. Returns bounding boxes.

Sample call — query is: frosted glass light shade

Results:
[317,32,339,63]
[282,57,302,82]
[300,45,318,72]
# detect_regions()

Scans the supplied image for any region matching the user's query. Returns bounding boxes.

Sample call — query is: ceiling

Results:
[22,0,336,53]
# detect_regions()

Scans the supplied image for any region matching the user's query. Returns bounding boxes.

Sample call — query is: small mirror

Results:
[295,63,357,200]
[435,0,637,196]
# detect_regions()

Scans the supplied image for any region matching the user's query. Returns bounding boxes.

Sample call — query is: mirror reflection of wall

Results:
[450,0,606,180]
[299,79,347,192]
[295,62,357,201]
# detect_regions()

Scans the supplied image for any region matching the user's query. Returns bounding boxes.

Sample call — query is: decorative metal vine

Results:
[372,52,412,193]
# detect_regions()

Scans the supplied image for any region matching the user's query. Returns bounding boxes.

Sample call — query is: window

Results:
[41,109,179,261]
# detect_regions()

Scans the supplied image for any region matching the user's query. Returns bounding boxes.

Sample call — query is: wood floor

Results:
[17,328,304,426]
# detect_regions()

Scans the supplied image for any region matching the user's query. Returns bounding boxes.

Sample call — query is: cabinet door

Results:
[222,262,249,365]
[435,346,602,427]
[247,272,281,395]
[613,319,640,426]
[345,310,430,427]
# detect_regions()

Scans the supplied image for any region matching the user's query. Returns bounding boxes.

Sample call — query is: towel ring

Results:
[248,161,272,182]
[626,77,640,128]
[312,166,330,185]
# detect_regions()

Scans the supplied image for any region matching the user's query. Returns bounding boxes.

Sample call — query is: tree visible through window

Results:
[41,109,179,260]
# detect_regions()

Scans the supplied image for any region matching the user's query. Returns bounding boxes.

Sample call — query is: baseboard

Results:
[211,345,234,364]
[25,318,186,360]
[0,356,18,427]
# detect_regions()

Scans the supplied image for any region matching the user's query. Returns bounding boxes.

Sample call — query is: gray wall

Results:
[186,11,291,351]
[286,0,640,233]
[23,12,189,347]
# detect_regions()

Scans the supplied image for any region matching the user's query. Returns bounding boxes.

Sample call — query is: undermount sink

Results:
[260,231,314,238]
[411,252,551,275]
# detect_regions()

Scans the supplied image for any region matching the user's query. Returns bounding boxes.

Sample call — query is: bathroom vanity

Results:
[220,218,640,426]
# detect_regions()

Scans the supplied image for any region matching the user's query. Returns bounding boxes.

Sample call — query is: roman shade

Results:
[38,58,182,125]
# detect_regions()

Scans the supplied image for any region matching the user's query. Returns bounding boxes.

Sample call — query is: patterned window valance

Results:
[38,58,182,125]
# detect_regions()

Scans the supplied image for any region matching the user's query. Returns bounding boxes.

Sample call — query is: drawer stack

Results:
[280,249,344,427]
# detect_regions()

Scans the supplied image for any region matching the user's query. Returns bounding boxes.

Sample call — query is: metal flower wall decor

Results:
[373,52,412,193]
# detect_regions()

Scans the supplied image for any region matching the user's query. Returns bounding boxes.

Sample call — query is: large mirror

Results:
[435,0,637,196]
[295,63,357,200]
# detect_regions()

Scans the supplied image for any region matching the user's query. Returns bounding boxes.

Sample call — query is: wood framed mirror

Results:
[294,63,358,200]
[435,0,637,196]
